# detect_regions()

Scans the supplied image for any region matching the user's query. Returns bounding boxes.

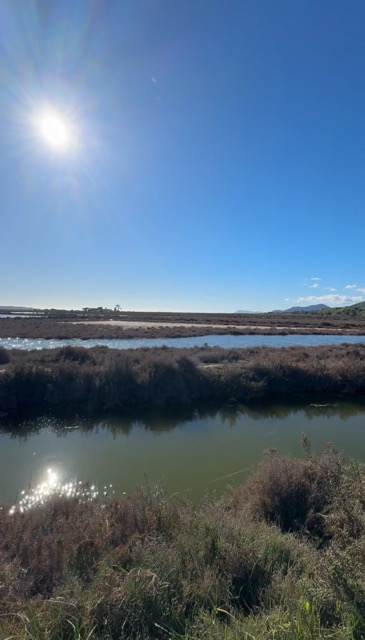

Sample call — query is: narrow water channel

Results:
[1,401,364,506]
[1,333,365,350]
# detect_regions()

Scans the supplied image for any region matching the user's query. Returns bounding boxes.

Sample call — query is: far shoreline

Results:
[1,307,365,340]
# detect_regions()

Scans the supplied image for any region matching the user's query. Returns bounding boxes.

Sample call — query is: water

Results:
[1,333,365,351]
[0,314,42,319]
[1,401,365,506]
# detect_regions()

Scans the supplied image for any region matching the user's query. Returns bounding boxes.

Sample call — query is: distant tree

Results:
[114,304,121,312]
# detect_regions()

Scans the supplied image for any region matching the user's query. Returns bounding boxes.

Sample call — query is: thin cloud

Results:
[310,277,321,281]
[345,284,357,289]
[324,287,337,291]
[297,295,364,305]
[357,288,365,294]
[309,283,320,288]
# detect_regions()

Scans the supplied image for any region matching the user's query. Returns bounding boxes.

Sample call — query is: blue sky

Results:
[1,0,364,312]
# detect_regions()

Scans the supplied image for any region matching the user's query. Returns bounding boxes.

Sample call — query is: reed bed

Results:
[0,343,365,418]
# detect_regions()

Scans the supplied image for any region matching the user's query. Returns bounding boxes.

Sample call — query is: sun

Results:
[35,108,74,152]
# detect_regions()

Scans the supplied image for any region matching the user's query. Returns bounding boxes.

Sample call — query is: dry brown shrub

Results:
[233,442,344,539]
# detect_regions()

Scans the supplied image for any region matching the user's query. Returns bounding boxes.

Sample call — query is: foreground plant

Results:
[0,442,365,638]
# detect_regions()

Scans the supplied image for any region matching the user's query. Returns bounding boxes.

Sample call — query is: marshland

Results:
[1,308,365,637]
[3,0,365,635]
[1,308,365,340]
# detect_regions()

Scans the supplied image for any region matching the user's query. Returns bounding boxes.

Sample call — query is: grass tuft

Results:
[2,444,365,637]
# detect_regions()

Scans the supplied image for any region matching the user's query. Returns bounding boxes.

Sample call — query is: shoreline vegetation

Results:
[1,343,365,419]
[2,319,365,638]
[1,308,365,339]
[3,442,365,638]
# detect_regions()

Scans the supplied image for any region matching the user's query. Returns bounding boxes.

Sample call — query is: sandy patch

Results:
[70,320,347,332]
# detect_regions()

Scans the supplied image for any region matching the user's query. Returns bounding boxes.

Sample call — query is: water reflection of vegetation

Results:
[237,400,365,422]
[1,399,365,439]
[0,403,225,438]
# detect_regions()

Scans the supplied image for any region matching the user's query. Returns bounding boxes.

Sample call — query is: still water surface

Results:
[1,401,365,506]
[1,334,365,350]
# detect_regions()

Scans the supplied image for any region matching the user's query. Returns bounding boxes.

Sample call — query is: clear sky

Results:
[1,0,364,312]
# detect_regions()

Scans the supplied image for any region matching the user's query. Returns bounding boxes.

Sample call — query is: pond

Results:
[1,401,365,507]
[1,333,365,351]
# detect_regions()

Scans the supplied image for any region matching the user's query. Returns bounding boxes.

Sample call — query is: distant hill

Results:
[272,304,330,313]
[0,306,35,311]
[234,310,257,314]
[322,301,365,316]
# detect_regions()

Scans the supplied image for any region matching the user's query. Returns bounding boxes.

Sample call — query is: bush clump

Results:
[57,345,91,363]
[0,346,10,364]
[234,439,344,539]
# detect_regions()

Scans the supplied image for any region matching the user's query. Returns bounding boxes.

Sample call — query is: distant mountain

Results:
[234,310,257,314]
[272,304,330,313]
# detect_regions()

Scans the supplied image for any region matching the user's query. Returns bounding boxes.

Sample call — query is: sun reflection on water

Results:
[8,467,115,515]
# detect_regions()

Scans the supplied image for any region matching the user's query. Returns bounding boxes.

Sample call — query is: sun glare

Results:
[35,108,74,152]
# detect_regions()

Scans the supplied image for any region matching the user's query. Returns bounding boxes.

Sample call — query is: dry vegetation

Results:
[2,442,365,638]
[1,334,365,638]
[1,308,365,339]
[0,343,365,419]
